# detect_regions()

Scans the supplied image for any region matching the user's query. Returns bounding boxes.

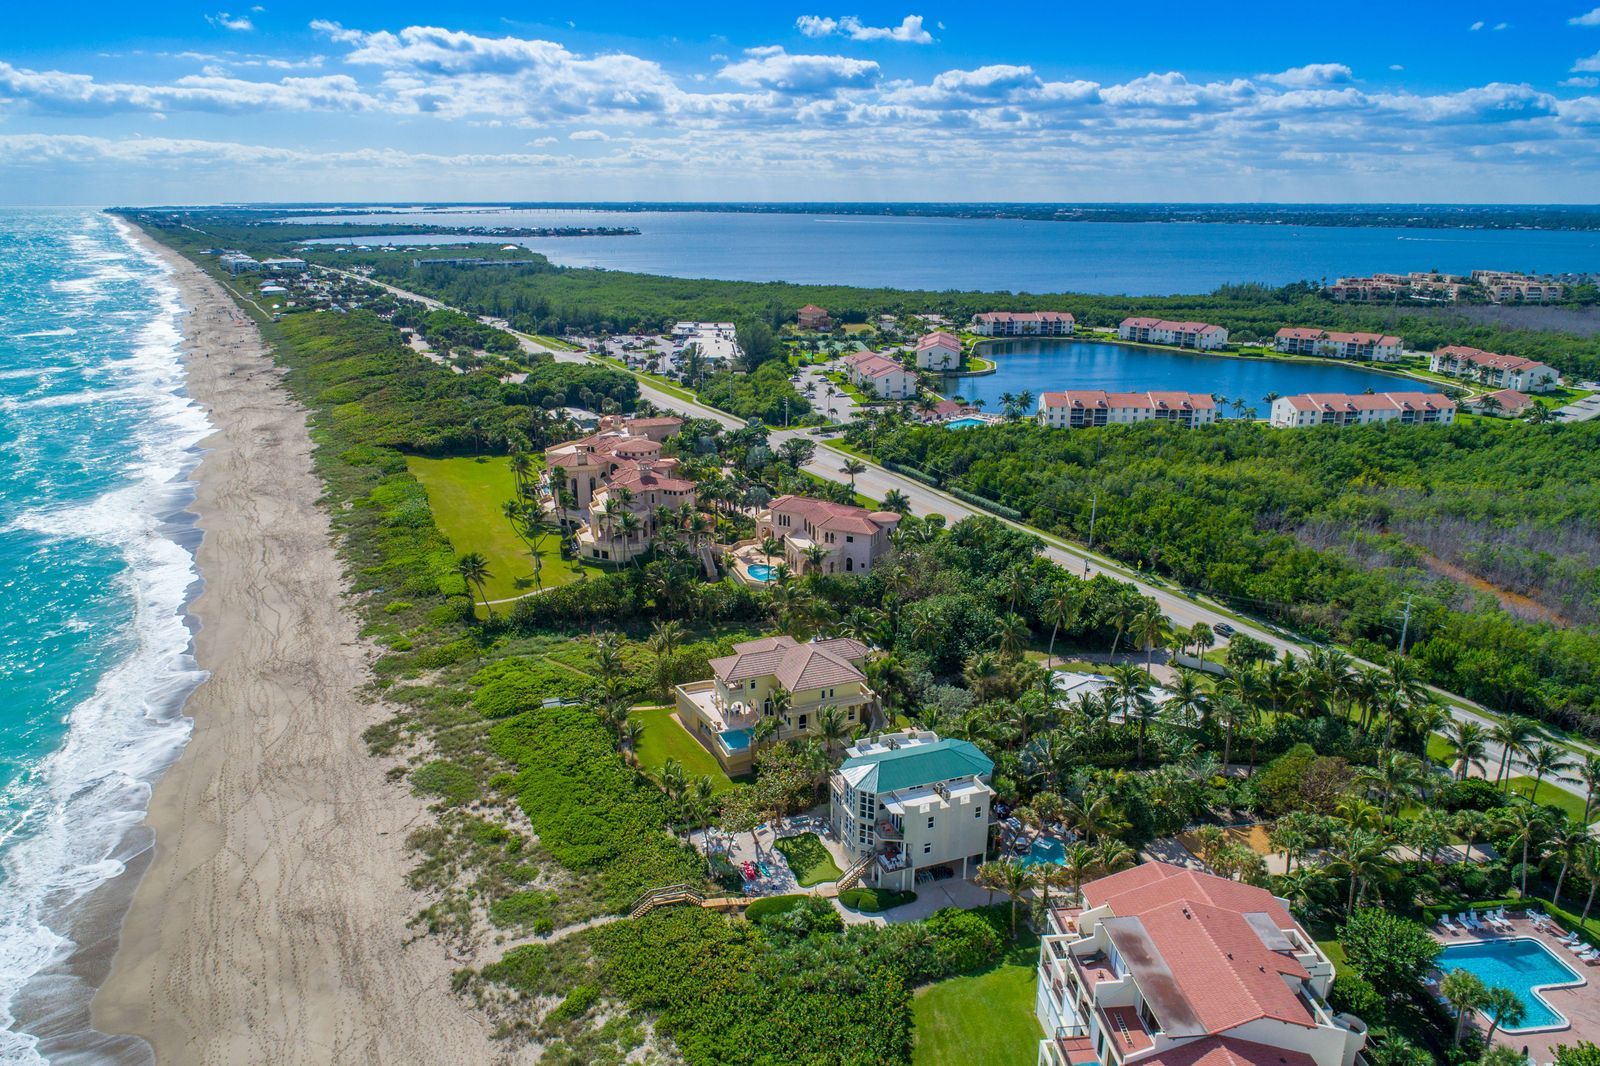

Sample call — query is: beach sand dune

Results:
[91,232,502,1063]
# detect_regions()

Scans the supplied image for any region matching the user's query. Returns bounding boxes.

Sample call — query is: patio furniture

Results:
[1437,916,1460,935]
[1460,912,1481,931]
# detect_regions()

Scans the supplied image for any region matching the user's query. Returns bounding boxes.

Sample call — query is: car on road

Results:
[1213,622,1236,637]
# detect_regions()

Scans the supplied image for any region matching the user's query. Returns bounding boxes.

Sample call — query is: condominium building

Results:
[1471,270,1566,304]
[1036,862,1367,1066]
[1273,328,1403,362]
[1118,318,1228,350]
[1428,345,1561,393]
[915,331,964,371]
[798,304,834,331]
[218,251,260,275]
[756,495,901,576]
[829,730,994,891]
[675,636,878,772]
[1329,271,1467,303]
[972,311,1076,337]
[842,351,919,399]
[1269,392,1455,428]
[1038,391,1217,429]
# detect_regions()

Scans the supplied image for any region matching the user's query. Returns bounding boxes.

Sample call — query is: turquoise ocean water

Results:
[0,209,209,1061]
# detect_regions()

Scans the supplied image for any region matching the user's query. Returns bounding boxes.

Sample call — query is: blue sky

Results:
[3,2,1600,204]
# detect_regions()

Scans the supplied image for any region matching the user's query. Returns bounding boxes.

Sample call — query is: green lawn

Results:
[405,455,581,602]
[627,706,734,794]
[913,943,1040,1066]
[1505,776,1591,822]
[773,833,843,887]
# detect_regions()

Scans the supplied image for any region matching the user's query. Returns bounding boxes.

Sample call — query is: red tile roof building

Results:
[842,350,918,399]
[915,330,964,371]
[1038,391,1217,429]
[675,635,878,772]
[1118,318,1229,351]
[1036,862,1366,1066]
[797,304,833,331]
[1268,392,1455,429]
[971,311,1076,337]
[1469,388,1535,417]
[543,415,693,563]
[1429,345,1561,393]
[757,495,901,577]
[1273,328,1403,362]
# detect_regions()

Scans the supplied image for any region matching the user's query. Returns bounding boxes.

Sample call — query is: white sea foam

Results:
[15,329,78,339]
[0,216,210,1064]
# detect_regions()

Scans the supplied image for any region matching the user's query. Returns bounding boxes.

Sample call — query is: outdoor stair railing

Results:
[627,883,705,919]
[835,853,875,891]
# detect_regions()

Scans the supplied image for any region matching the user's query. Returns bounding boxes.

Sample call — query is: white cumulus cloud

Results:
[1262,63,1355,88]
[1574,7,1600,26]
[719,46,879,92]
[206,12,254,31]
[794,14,933,44]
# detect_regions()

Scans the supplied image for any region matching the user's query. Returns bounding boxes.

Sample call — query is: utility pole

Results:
[1398,593,1413,655]
[1087,492,1098,551]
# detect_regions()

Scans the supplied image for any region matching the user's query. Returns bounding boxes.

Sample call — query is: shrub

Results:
[410,760,480,806]
[1435,778,1506,813]
[489,889,558,929]
[923,907,1005,976]
[1329,971,1384,1023]
[741,894,811,922]
[547,983,599,1025]
[838,887,917,913]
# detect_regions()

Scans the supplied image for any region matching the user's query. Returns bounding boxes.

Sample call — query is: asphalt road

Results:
[338,268,1599,809]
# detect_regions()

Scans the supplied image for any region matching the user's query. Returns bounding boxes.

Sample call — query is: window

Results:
[975,806,984,819]
[845,535,854,543]
[797,714,808,731]
[923,842,932,855]
[927,816,935,830]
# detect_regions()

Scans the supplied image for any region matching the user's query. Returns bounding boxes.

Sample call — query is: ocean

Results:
[295,207,1600,294]
[0,209,209,1062]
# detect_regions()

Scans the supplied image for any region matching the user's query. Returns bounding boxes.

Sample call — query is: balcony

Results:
[1071,951,1116,994]
[1098,1005,1154,1057]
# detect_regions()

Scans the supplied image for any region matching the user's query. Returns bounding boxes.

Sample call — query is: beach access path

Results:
[92,234,506,1063]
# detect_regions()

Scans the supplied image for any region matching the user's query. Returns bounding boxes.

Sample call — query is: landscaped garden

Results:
[628,705,735,794]
[773,832,843,887]
[912,924,1040,1066]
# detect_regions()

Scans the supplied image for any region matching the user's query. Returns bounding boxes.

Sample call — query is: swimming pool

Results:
[747,563,778,582]
[945,416,987,430]
[1019,837,1067,869]
[1437,937,1583,1032]
[718,727,753,753]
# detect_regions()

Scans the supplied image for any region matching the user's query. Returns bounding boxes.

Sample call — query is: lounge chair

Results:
[1437,915,1460,935]
[1461,912,1482,931]
[1565,939,1591,955]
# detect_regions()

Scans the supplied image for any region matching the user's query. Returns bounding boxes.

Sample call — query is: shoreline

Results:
[57,225,498,1063]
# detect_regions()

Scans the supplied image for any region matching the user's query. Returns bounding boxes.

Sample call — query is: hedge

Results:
[838,887,918,913]
[741,894,811,922]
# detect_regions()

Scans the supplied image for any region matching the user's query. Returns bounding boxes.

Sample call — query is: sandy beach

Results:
[84,229,501,1063]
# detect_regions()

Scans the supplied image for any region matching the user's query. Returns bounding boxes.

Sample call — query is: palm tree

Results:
[455,552,493,620]
[1031,862,1073,919]
[1489,716,1539,787]
[1526,742,1576,804]
[1358,751,1427,827]
[648,619,684,700]
[1549,818,1589,906]
[766,684,792,744]
[1162,669,1210,730]
[760,534,784,568]
[1578,842,1600,925]
[881,488,911,514]
[1440,969,1486,1046]
[840,457,866,489]
[1447,720,1489,782]
[1042,589,1082,670]
[1582,754,1600,824]
[1065,793,1129,842]
[1480,985,1526,1045]
[1454,808,1491,865]
[1496,805,1550,897]
[974,860,1007,907]
[1328,827,1389,913]
[817,706,850,759]
[1134,603,1169,672]
[997,613,1029,660]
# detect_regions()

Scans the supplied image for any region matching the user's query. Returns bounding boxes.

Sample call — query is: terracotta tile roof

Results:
[1275,327,1401,346]
[625,416,684,428]
[767,494,898,535]
[1039,390,1214,411]
[1122,317,1225,335]
[605,466,696,493]
[974,311,1074,323]
[708,635,868,690]
[799,304,827,314]
[1476,388,1534,411]
[1279,391,1454,413]
[1436,345,1549,373]
[1140,1036,1318,1066]
[843,352,908,379]
[916,331,962,351]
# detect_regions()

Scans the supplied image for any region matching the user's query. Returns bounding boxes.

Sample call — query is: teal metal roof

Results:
[841,739,993,794]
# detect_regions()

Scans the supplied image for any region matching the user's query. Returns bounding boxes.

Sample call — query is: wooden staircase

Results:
[835,854,875,891]
[628,884,705,918]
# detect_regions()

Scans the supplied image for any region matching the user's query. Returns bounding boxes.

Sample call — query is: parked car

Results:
[1213,622,1236,637]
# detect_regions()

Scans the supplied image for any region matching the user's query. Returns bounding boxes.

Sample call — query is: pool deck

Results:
[1430,912,1600,1061]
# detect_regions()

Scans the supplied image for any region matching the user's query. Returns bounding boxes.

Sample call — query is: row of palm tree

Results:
[973,837,1136,935]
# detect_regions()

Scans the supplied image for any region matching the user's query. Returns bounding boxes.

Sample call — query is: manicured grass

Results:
[406,455,580,602]
[773,833,843,887]
[913,945,1040,1066]
[627,706,734,794]
[838,887,917,912]
[1505,776,1591,822]
[1427,732,1454,765]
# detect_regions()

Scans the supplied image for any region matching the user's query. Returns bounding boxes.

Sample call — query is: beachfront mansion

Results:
[1037,862,1367,1066]
[543,414,693,563]
[829,730,996,892]
[675,636,878,773]
[756,495,901,576]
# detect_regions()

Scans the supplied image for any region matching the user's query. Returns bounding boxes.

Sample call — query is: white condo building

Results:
[1269,392,1455,428]
[972,311,1076,337]
[1118,318,1228,350]
[1274,328,1403,362]
[1038,391,1217,429]
[915,331,964,371]
[1428,345,1561,393]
